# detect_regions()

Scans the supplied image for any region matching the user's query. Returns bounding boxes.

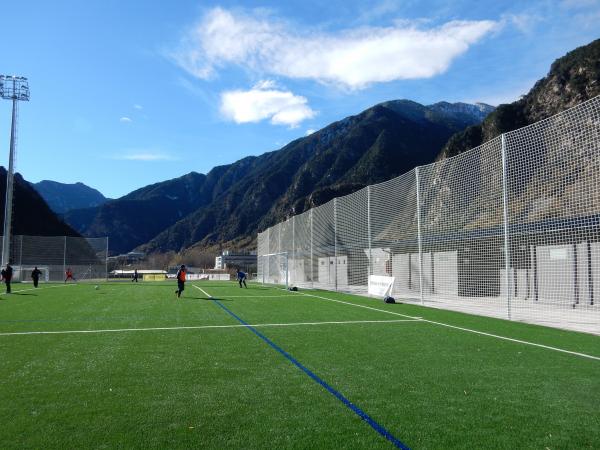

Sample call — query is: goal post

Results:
[257,252,289,289]
[16,266,50,283]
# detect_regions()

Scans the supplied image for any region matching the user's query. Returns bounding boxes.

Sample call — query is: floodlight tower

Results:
[0,75,30,267]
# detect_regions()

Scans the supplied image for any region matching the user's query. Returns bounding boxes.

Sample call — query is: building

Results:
[214,250,257,270]
[107,251,145,265]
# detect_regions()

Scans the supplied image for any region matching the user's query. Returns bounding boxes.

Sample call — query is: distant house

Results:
[107,251,145,265]
[215,250,257,270]
[110,269,166,280]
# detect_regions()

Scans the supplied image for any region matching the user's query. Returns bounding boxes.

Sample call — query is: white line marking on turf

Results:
[194,285,213,298]
[294,290,600,362]
[0,319,419,336]
[217,295,294,298]
[0,284,76,296]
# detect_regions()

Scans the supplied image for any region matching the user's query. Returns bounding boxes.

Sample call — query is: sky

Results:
[0,0,598,198]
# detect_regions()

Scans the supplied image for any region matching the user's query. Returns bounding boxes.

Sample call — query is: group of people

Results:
[0,262,249,295]
[172,265,248,298]
[0,263,44,293]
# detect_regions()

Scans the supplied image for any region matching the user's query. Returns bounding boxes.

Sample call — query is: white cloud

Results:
[305,129,316,136]
[133,104,143,110]
[220,81,316,127]
[113,152,178,161]
[119,116,132,123]
[501,13,543,34]
[171,7,499,89]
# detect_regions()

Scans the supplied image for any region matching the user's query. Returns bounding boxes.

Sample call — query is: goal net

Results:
[0,235,108,282]
[257,97,600,334]
[257,252,288,288]
[16,266,50,283]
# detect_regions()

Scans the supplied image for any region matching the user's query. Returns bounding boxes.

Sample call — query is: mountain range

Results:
[440,38,600,159]
[2,38,598,258]
[32,180,109,214]
[0,168,79,237]
[59,100,492,254]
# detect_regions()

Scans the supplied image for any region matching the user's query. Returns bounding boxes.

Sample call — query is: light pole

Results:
[0,75,30,267]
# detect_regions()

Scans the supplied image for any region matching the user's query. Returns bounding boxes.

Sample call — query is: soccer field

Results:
[0,281,598,449]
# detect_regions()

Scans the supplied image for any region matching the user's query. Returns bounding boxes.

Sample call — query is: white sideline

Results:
[194,285,213,298]
[295,290,600,362]
[0,283,76,296]
[215,295,294,298]
[0,319,419,337]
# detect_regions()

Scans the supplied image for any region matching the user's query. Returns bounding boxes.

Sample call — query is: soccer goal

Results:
[17,266,50,283]
[257,252,288,289]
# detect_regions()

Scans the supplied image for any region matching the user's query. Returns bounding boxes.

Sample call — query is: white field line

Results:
[194,285,213,298]
[212,295,295,298]
[295,290,600,362]
[0,283,76,296]
[0,319,419,337]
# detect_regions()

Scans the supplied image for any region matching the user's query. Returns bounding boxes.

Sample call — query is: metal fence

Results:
[257,96,600,334]
[0,235,108,282]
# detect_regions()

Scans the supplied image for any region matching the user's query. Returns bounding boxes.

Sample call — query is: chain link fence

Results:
[0,235,108,282]
[258,96,600,334]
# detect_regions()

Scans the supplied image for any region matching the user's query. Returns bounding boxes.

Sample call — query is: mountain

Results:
[428,102,495,123]
[64,100,491,254]
[0,168,80,237]
[138,100,491,253]
[440,38,600,159]
[32,180,109,214]
[64,171,212,254]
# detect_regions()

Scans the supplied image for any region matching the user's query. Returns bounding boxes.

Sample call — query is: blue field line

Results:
[211,298,411,450]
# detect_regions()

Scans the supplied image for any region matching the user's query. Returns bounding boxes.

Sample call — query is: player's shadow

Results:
[13,292,36,296]
[186,296,232,301]
[100,283,171,287]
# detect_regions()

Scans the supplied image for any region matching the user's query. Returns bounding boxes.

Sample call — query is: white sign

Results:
[368,275,395,298]
[548,248,568,260]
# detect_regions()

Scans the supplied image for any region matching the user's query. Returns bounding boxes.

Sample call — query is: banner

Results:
[368,275,395,298]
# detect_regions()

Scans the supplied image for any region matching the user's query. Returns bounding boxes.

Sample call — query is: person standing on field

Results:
[175,265,186,298]
[237,269,247,288]
[132,269,139,282]
[1,263,13,294]
[31,266,42,288]
[65,268,76,283]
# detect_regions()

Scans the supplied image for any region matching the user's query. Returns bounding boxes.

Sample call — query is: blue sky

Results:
[0,0,598,198]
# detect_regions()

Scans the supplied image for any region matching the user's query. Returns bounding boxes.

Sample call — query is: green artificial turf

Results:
[0,281,598,449]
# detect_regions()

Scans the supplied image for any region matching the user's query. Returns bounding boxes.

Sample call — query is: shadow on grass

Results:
[87,283,174,288]
[180,296,233,302]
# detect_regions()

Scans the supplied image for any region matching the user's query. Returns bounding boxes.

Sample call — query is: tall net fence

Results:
[258,96,600,334]
[0,235,108,282]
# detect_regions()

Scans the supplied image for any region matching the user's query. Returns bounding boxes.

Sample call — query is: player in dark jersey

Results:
[31,267,42,288]
[175,265,186,298]
[236,269,247,288]
[1,263,13,293]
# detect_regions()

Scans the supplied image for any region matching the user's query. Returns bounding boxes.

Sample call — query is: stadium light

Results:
[0,75,30,267]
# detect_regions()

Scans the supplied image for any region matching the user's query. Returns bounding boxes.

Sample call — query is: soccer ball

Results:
[94,285,99,290]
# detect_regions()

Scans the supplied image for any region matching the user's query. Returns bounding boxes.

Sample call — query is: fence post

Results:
[292,216,295,286]
[105,237,109,281]
[334,198,338,291]
[285,251,289,289]
[415,167,424,305]
[19,235,23,270]
[63,236,67,280]
[278,223,282,258]
[501,134,512,320]
[310,209,314,289]
[266,228,270,283]
[367,186,372,278]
